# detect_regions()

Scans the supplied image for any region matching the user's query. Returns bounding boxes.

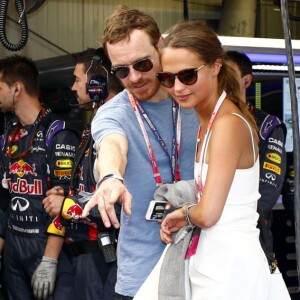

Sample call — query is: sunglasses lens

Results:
[178,69,198,85]
[112,59,153,79]
[133,59,153,72]
[156,73,175,88]
[113,67,130,79]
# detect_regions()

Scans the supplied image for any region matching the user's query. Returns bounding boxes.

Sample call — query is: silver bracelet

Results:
[96,173,124,189]
[183,204,196,227]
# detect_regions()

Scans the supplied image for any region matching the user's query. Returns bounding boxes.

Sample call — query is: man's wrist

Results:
[96,173,124,189]
[42,256,58,264]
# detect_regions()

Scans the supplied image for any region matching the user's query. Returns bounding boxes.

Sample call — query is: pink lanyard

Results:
[127,91,182,186]
[196,90,227,200]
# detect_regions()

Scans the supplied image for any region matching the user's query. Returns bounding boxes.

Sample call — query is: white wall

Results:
[0,0,297,61]
[0,0,186,60]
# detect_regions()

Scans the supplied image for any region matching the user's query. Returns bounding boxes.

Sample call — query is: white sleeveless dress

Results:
[188,114,271,300]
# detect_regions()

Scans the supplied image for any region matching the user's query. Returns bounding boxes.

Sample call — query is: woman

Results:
[157,20,271,299]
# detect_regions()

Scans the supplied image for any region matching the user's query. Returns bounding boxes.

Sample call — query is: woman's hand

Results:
[160,205,188,244]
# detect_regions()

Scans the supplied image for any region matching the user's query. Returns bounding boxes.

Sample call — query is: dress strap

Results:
[231,113,256,165]
[202,131,212,164]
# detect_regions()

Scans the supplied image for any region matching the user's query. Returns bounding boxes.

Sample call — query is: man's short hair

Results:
[225,51,252,77]
[102,5,161,52]
[0,55,39,97]
[72,48,123,95]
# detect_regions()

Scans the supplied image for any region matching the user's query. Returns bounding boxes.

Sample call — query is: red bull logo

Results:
[47,216,65,236]
[53,216,63,231]
[8,133,20,143]
[7,178,43,195]
[65,204,82,220]
[9,160,37,177]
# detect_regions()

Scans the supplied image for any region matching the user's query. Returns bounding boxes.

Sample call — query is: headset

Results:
[85,55,109,105]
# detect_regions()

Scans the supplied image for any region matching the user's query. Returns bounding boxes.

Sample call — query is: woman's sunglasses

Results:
[111,58,154,79]
[156,65,205,88]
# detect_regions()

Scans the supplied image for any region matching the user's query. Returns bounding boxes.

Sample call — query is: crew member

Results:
[43,48,123,300]
[0,55,78,300]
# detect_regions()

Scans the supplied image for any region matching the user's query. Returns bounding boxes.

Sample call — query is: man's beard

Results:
[127,78,160,101]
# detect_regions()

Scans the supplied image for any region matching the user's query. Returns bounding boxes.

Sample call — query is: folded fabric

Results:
[158,227,193,300]
[153,180,195,208]
[153,180,196,300]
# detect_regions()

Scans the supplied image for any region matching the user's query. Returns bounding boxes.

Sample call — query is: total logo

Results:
[9,160,37,177]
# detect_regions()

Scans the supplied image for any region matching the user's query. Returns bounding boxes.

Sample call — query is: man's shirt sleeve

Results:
[46,125,79,236]
[259,123,287,215]
[46,127,79,193]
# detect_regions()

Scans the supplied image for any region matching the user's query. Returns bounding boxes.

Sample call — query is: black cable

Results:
[288,14,300,21]
[183,0,189,20]
[0,0,29,51]
[7,16,69,54]
[69,127,94,193]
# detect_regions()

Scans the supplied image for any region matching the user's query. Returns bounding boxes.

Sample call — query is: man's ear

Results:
[243,74,252,89]
[13,83,21,95]
[157,36,165,50]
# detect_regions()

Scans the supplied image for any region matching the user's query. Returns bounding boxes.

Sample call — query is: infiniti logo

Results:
[265,173,276,181]
[47,125,58,139]
[37,131,43,138]
[11,197,29,212]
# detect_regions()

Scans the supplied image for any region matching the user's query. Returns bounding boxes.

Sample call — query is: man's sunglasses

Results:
[111,58,154,79]
[156,65,205,88]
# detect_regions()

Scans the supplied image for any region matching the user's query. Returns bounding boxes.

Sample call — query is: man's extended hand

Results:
[31,256,58,300]
[82,178,132,228]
